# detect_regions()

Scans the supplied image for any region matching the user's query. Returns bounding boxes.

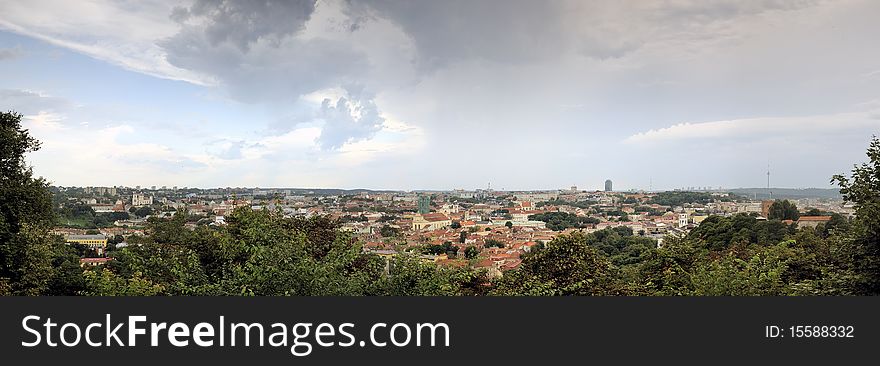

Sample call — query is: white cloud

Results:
[625,112,880,144]
[21,113,207,186]
[0,0,213,85]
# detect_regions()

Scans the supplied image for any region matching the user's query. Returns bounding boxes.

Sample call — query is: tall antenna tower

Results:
[766,163,772,200]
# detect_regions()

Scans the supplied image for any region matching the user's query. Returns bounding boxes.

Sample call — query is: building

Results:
[605,179,613,192]
[80,258,111,267]
[797,216,832,228]
[761,200,774,218]
[514,192,558,203]
[411,213,451,231]
[132,193,153,206]
[66,234,108,255]
[417,195,431,214]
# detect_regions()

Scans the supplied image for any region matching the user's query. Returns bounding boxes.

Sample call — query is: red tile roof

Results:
[798,216,832,221]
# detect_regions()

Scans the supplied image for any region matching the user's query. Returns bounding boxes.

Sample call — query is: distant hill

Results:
[725,188,842,200]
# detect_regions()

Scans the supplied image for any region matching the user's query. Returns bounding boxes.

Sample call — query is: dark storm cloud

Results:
[169,0,317,51]
[345,0,568,69]
[347,0,824,67]
[160,0,382,150]
[161,28,368,103]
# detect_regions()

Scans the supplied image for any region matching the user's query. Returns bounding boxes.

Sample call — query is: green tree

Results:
[134,206,153,218]
[648,191,714,206]
[633,236,701,295]
[484,239,504,248]
[768,200,800,220]
[528,212,599,231]
[832,136,880,294]
[464,246,479,260]
[0,111,55,295]
[81,269,164,296]
[492,232,616,295]
[379,225,399,238]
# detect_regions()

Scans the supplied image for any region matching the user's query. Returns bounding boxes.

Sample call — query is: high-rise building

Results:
[604,179,613,192]
[417,195,431,214]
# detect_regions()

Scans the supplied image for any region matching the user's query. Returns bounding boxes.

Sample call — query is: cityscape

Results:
[51,181,851,277]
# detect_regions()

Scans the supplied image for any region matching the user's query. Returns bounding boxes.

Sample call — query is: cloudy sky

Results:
[1,0,879,191]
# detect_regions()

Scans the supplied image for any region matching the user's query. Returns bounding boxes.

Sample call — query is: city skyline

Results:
[2,0,880,190]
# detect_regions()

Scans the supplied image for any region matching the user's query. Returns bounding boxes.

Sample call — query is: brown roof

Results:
[799,216,832,221]
[422,213,450,222]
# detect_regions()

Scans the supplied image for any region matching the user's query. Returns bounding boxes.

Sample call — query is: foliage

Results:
[528,212,599,231]
[0,111,56,295]
[648,191,714,206]
[484,239,505,248]
[133,206,154,218]
[379,225,399,238]
[81,269,164,296]
[464,246,480,260]
[587,227,656,267]
[686,213,795,251]
[831,136,880,295]
[768,200,800,220]
[492,232,616,295]
[424,241,458,257]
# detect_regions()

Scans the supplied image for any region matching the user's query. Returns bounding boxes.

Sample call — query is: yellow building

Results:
[411,213,452,231]
[67,234,108,255]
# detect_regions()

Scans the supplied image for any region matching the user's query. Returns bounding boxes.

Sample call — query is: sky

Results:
[1,0,879,191]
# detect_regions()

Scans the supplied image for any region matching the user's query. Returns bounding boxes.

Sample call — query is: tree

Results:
[459,231,468,243]
[687,213,792,251]
[484,239,505,248]
[528,212,599,231]
[832,136,880,294]
[81,269,164,296]
[492,232,616,295]
[505,221,513,229]
[134,206,153,218]
[424,241,457,256]
[0,111,55,295]
[768,200,800,220]
[451,221,461,229]
[648,191,714,206]
[379,225,399,238]
[806,208,826,216]
[633,235,701,296]
[464,246,479,260]
[104,211,130,222]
